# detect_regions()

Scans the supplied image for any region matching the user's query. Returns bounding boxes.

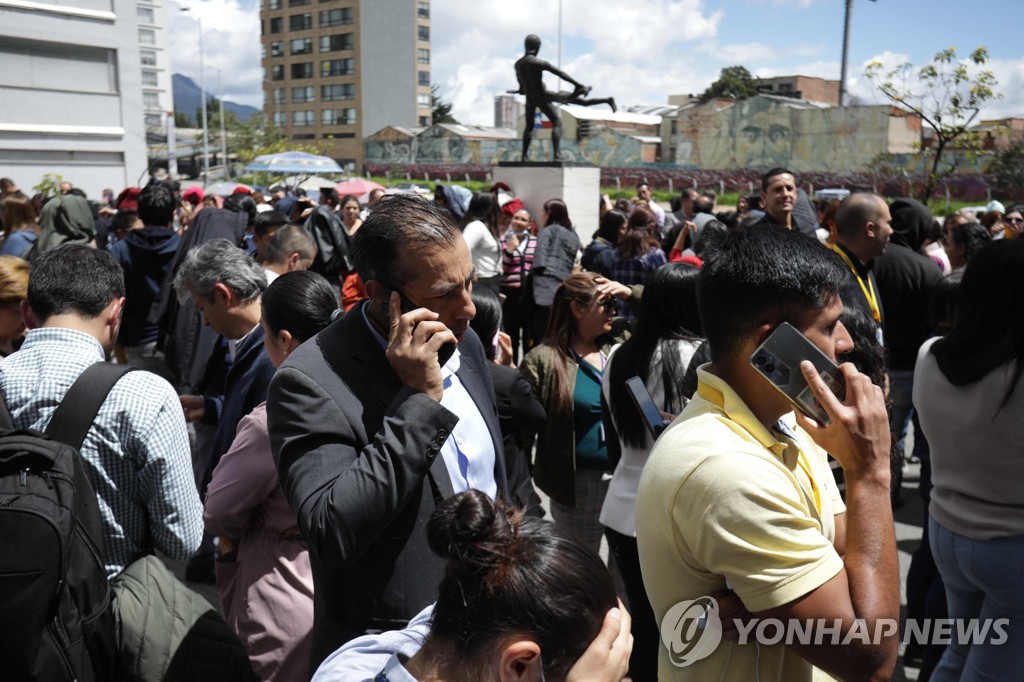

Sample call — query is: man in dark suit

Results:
[267,194,534,669]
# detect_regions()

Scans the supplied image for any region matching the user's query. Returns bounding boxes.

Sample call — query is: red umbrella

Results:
[334,178,385,196]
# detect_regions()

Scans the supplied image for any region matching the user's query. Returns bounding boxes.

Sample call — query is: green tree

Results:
[699,66,759,103]
[33,173,63,198]
[173,109,193,128]
[430,84,457,124]
[866,46,1001,202]
[987,140,1024,203]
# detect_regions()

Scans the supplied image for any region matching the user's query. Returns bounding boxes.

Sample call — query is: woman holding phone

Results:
[601,262,705,680]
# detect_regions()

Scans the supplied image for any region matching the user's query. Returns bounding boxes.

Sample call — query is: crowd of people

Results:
[0,168,1020,682]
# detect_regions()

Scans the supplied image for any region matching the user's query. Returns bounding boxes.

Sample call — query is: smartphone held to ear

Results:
[749,322,845,425]
[365,288,457,366]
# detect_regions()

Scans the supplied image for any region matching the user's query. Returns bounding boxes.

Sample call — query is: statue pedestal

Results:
[493,162,601,237]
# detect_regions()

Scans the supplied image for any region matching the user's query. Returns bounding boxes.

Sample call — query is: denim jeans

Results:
[929,517,1024,681]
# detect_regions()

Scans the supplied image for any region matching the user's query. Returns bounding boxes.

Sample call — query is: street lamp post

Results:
[182,7,210,182]
[215,68,229,179]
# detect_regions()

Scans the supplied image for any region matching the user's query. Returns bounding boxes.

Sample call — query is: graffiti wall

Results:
[673,96,919,174]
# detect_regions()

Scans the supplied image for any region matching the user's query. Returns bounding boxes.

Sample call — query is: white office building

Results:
[0,0,150,196]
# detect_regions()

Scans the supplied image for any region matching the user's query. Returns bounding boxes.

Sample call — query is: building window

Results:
[417,93,430,108]
[269,0,281,8]
[292,110,315,127]
[272,87,286,104]
[143,91,160,109]
[418,25,429,41]
[321,83,354,101]
[417,48,429,64]
[322,108,356,126]
[138,28,156,45]
[137,6,154,24]
[271,65,284,81]
[289,13,312,30]
[270,41,283,57]
[417,1,429,18]
[320,58,354,77]
[273,111,286,127]
[288,0,310,5]
[291,62,313,79]
[270,17,283,33]
[320,33,353,52]
[291,37,313,54]
[145,113,162,129]
[418,70,430,87]
[141,50,157,66]
[319,7,352,27]
[292,85,315,103]
[142,70,159,86]
[419,115,430,126]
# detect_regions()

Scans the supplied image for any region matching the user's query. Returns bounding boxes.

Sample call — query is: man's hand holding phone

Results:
[796,361,891,483]
[385,292,457,402]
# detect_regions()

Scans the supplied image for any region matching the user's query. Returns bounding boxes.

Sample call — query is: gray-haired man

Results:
[173,238,274,495]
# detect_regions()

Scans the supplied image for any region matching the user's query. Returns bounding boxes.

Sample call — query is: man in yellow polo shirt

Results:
[636,226,899,681]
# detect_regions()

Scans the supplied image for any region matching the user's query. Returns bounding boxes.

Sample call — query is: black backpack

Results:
[0,362,135,681]
[303,204,354,278]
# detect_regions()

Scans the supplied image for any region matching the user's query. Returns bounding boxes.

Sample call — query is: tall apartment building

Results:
[494,94,521,129]
[138,0,173,137]
[261,0,431,171]
[0,0,148,195]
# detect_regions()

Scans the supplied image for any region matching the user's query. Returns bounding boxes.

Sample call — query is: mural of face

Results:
[734,101,794,171]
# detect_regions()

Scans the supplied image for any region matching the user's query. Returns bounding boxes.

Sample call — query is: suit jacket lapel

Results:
[318,305,457,502]
[227,325,264,386]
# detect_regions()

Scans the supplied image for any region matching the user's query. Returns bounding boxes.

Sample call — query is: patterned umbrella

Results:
[244,151,343,174]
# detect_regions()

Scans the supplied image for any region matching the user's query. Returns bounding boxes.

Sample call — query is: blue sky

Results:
[170,0,1024,126]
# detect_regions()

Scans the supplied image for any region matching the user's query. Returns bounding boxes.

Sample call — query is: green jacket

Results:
[519,286,640,506]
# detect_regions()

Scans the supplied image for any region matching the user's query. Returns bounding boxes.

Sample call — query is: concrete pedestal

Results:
[493,162,601,236]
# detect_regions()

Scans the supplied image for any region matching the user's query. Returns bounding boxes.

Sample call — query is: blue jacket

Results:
[199,323,276,496]
[111,226,181,347]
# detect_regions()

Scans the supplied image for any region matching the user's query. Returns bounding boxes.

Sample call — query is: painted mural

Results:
[673,96,918,174]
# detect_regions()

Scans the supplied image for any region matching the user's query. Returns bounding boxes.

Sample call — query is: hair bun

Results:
[427,490,517,573]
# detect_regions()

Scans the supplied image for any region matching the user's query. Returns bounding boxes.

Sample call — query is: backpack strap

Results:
[45,363,137,450]
[0,388,14,432]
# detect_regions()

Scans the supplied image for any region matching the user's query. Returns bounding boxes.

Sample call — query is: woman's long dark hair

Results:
[426,490,616,679]
[543,198,572,229]
[615,206,660,259]
[594,209,627,243]
[460,191,500,240]
[261,270,338,343]
[931,239,1024,408]
[608,263,702,447]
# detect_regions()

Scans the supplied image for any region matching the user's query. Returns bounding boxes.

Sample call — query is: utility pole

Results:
[839,0,853,106]
[216,68,229,179]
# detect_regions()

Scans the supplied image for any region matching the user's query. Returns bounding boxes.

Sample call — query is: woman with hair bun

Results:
[204,270,339,682]
[313,489,632,681]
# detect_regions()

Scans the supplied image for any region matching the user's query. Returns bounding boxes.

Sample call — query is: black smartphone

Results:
[749,322,846,425]
[365,287,457,366]
[625,376,668,439]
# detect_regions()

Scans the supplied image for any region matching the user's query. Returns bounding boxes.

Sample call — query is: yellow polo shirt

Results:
[636,366,845,681]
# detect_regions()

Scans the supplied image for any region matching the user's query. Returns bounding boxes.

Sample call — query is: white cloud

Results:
[169,0,263,108]
[432,0,724,124]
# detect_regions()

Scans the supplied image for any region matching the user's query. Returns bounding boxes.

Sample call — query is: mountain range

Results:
[172,73,259,125]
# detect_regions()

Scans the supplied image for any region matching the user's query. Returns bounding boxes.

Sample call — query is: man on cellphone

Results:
[268,193,536,668]
[637,226,899,681]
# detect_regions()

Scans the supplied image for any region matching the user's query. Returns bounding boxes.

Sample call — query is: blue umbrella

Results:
[244,151,343,174]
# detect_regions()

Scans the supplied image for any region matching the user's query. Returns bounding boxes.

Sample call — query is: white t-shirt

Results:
[462,220,501,278]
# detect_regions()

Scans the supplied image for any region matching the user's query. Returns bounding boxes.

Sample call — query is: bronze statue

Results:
[509,34,616,161]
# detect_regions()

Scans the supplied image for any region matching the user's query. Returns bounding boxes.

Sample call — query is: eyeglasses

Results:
[596,299,617,313]
[1006,216,1024,225]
